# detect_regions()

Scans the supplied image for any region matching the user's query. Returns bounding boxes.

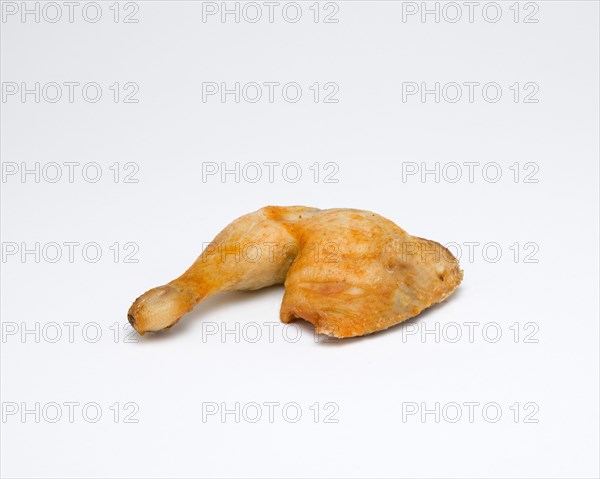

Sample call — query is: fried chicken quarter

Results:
[127,206,463,338]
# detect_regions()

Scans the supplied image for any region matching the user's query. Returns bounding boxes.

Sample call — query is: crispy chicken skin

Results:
[127,206,463,338]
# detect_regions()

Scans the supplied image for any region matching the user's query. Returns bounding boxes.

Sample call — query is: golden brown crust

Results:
[127,206,463,337]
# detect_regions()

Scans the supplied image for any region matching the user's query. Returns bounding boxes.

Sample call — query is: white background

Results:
[1,1,599,478]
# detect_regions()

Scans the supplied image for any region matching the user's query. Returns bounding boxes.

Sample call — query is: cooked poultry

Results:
[127,206,463,338]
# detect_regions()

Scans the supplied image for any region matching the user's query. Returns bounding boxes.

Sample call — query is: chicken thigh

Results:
[127,206,463,338]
